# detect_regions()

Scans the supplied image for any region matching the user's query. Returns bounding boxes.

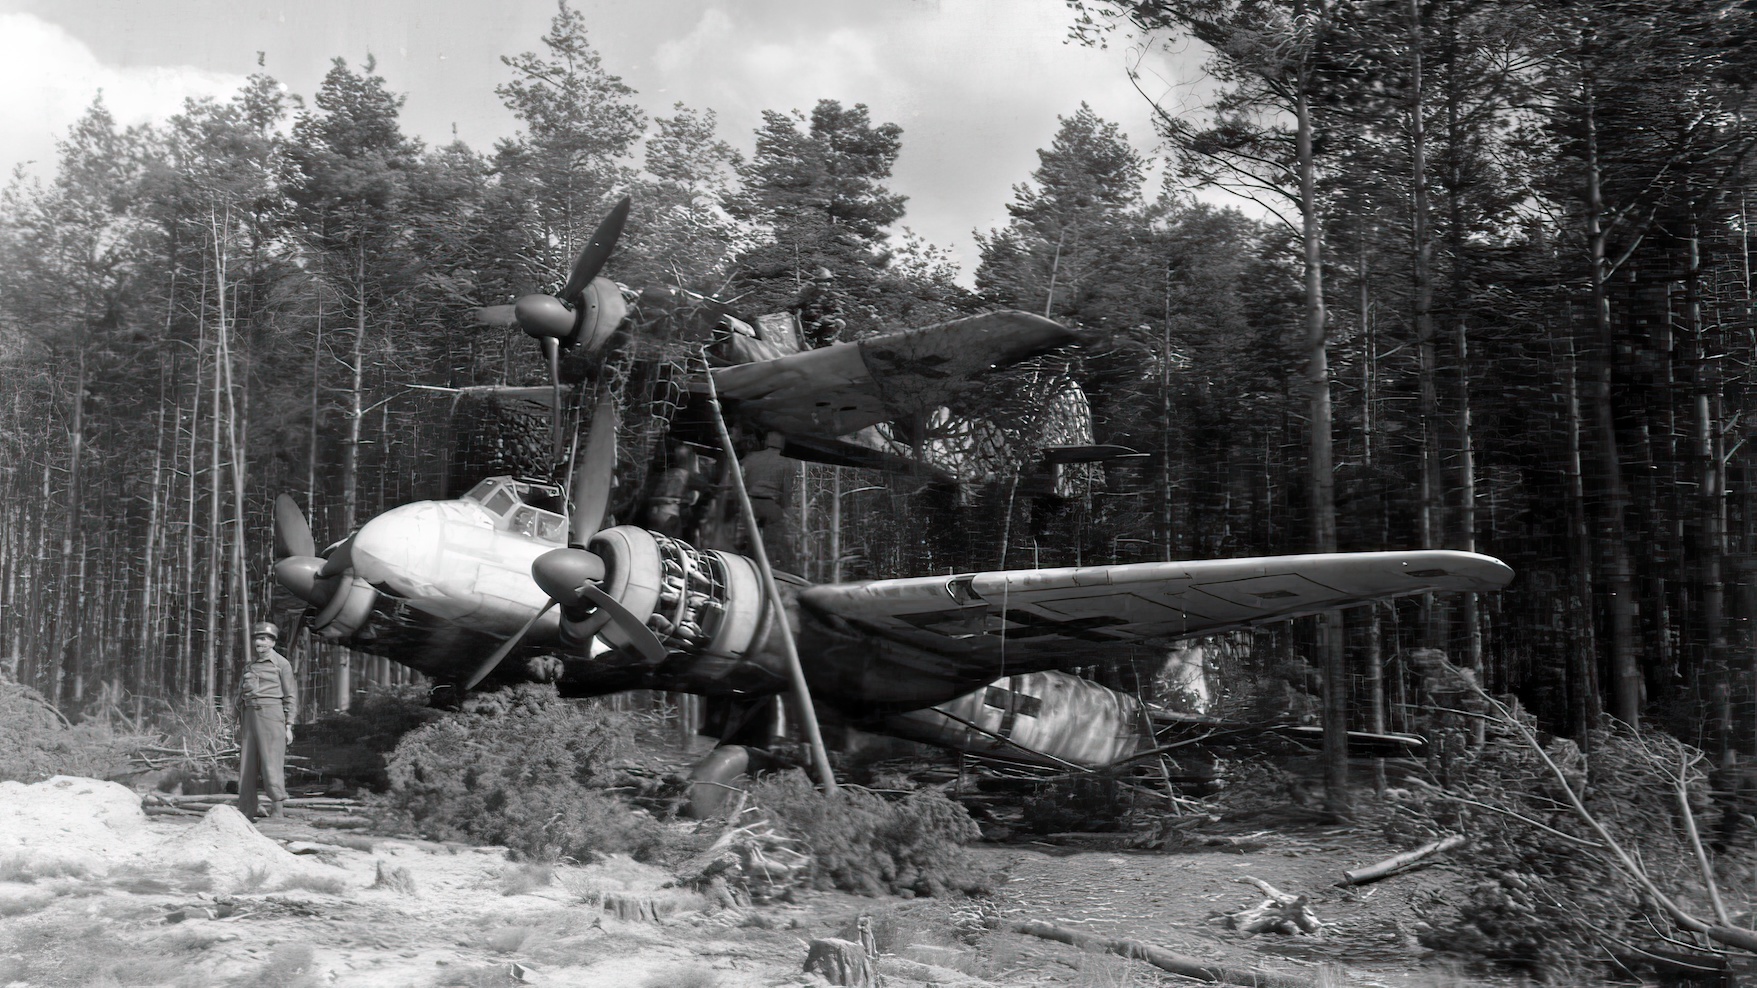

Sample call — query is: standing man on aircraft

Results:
[237,621,296,820]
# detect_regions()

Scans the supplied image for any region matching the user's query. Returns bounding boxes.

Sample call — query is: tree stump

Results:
[803,937,878,987]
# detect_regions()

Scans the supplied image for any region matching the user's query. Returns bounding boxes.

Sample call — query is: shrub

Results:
[372,685,680,862]
[297,684,444,792]
[749,770,992,897]
[1391,711,1757,982]
[0,679,150,783]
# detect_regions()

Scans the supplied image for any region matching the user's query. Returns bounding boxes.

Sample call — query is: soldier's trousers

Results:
[238,701,287,816]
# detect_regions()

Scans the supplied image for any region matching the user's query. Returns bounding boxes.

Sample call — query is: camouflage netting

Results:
[871,355,1100,498]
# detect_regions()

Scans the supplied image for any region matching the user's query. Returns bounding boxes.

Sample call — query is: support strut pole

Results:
[699,354,839,792]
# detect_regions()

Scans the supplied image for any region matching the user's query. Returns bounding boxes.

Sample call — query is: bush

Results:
[372,685,684,862]
[749,770,992,897]
[297,684,444,791]
[1390,711,1757,982]
[0,679,149,783]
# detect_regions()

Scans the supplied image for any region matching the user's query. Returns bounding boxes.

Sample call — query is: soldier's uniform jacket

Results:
[240,650,296,719]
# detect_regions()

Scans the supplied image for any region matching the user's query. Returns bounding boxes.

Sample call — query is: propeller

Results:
[532,548,666,663]
[569,394,618,546]
[463,390,665,690]
[273,494,316,560]
[471,196,632,461]
[463,599,556,691]
[271,495,376,641]
[469,196,631,355]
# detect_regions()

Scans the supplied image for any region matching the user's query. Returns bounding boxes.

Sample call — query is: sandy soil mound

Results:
[159,803,338,886]
[1,776,334,888]
[0,776,149,868]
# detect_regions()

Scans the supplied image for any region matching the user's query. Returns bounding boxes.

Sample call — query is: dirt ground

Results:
[0,776,1510,988]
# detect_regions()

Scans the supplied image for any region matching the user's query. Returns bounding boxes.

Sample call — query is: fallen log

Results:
[1339,834,1466,886]
[1225,878,1324,935]
[141,793,362,810]
[1011,920,1317,988]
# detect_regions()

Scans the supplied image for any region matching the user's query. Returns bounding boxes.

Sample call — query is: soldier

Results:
[794,267,846,348]
[738,431,798,572]
[237,621,296,820]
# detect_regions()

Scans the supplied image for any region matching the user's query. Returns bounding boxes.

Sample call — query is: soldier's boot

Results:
[265,800,284,818]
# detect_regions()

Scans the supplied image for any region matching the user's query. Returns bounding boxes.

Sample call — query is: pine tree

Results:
[728,100,908,334]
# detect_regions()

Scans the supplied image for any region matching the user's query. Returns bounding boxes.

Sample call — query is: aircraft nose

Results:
[348,501,444,590]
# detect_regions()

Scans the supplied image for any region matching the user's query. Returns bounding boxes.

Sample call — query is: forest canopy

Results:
[3,0,1756,775]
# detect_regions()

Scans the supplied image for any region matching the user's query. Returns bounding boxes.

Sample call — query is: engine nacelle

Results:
[309,574,378,640]
[563,526,786,694]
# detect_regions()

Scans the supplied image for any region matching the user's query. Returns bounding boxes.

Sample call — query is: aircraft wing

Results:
[707,310,1073,437]
[799,550,1513,662]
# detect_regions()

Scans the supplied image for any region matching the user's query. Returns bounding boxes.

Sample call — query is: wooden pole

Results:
[699,354,838,792]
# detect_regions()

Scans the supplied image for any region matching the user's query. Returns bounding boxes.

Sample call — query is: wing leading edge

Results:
[800,549,1513,660]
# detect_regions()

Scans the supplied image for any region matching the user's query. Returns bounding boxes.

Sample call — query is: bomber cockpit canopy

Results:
[461,477,568,545]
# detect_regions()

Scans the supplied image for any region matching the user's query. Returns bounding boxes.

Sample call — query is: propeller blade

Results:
[570,395,618,546]
[578,583,667,662]
[543,336,562,460]
[317,538,353,579]
[470,304,518,328]
[273,494,316,560]
[463,599,556,691]
[560,196,631,303]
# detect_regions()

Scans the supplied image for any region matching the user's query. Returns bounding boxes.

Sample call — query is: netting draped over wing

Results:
[876,359,1101,497]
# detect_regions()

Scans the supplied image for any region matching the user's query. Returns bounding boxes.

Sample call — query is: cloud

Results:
[0,12,246,180]
[642,1,1205,283]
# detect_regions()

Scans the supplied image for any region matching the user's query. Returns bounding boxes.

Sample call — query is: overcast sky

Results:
[0,0,1211,282]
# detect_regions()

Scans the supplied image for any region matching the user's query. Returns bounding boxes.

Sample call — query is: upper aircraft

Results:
[270,197,1515,802]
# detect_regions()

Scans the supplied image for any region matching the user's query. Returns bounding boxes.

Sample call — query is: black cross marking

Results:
[895,608,1130,643]
[984,684,1042,738]
[986,610,1131,643]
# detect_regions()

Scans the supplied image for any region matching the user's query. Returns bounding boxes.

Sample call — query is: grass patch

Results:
[276,871,350,895]
[482,925,535,955]
[227,943,321,988]
[372,860,418,895]
[499,862,554,896]
[0,918,189,986]
[0,890,51,917]
[232,864,272,893]
[0,854,91,883]
[637,964,720,988]
[107,861,215,895]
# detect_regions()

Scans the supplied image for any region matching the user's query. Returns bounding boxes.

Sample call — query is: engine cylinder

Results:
[583,527,765,662]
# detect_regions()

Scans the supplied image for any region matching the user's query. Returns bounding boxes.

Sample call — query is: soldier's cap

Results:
[252,622,279,641]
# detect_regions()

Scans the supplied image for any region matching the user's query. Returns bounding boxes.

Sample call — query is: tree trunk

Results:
[51,346,88,707]
[1297,77,1347,820]
[1561,324,1602,735]
[1582,67,1642,726]
[1409,0,1445,652]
